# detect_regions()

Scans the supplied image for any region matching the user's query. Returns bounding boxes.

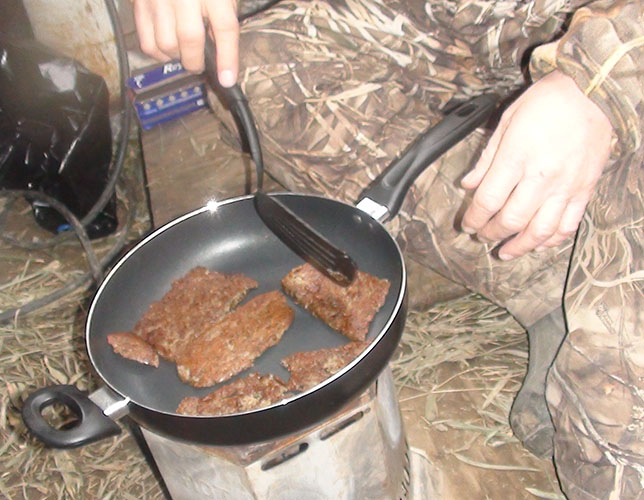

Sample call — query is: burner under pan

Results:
[140,368,438,499]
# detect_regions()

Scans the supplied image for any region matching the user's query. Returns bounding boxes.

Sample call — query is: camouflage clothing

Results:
[530,3,644,498]
[226,0,644,497]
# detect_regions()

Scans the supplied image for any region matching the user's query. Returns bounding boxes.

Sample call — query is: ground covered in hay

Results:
[393,294,564,499]
[0,136,563,499]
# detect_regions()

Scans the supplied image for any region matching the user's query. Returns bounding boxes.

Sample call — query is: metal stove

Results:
[141,368,437,499]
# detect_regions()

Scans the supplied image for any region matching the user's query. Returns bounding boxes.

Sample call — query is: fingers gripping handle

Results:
[22,385,121,449]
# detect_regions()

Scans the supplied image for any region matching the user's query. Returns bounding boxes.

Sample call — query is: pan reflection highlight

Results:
[206,199,222,213]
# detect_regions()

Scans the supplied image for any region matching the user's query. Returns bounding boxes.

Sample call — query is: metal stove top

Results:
[139,368,441,499]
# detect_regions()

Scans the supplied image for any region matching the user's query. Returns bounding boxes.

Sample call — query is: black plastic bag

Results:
[0,36,117,238]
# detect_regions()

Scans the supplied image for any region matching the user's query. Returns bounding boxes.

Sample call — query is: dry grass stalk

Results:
[391,294,565,498]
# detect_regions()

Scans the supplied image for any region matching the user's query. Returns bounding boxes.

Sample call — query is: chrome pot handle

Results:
[22,385,121,448]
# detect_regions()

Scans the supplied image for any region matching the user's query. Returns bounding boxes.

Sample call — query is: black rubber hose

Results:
[1,190,102,281]
[203,36,264,190]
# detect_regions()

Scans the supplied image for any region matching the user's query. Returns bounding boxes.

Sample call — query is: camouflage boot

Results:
[509,307,566,458]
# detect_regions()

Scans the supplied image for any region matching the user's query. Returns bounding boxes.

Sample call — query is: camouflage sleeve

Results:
[529,0,644,156]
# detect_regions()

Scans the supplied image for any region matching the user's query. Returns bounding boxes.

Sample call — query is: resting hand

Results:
[460,70,613,260]
[133,0,239,86]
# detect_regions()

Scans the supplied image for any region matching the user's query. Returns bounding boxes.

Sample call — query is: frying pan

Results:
[22,86,496,447]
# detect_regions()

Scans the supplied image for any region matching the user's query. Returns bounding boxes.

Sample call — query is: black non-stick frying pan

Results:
[22,85,496,447]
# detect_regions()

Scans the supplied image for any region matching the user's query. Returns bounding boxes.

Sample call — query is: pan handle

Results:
[22,385,122,449]
[357,94,498,221]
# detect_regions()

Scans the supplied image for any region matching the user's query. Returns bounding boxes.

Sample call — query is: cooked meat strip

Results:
[176,290,294,387]
[281,263,390,341]
[282,341,368,392]
[107,332,159,367]
[132,267,258,362]
[176,373,288,416]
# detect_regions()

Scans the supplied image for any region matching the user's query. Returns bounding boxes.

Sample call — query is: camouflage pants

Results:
[232,1,644,497]
[545,154,644,500]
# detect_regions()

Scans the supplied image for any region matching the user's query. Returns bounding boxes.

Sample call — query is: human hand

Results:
[133,0,239,87]
[460,70,613,260]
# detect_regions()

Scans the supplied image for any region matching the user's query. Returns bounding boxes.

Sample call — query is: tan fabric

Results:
[220,0,644,497]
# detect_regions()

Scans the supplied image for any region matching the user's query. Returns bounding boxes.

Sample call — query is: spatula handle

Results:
[204,36,265,190]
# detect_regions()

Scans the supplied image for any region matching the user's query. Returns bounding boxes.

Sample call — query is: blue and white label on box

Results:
[127,61,187,94]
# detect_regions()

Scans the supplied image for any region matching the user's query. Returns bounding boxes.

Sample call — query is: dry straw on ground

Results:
[393,293,528,442]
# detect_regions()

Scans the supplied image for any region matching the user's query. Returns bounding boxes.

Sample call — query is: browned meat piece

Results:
[282,341,368,392]
[132,267,258,362]
[281,263,390,341]
[107,332,159,367]
[176,291,294,387]
[176,373,288,416]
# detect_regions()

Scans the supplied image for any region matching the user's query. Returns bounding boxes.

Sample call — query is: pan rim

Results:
[86,191,407,418]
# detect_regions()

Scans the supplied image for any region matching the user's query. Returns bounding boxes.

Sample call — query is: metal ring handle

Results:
[22,385,121,449]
